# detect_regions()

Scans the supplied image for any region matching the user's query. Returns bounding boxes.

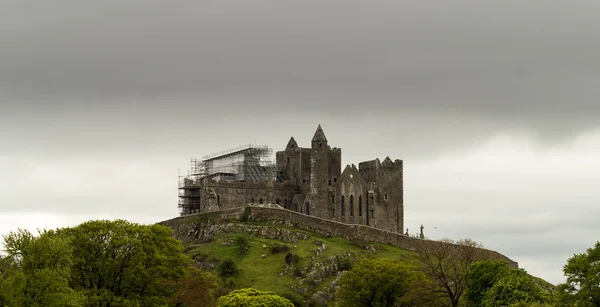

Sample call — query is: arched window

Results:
[259,198,263,204]
[306,202,310,215]
[359,195,362,217]
[284,199,288,209]
[276,198,280,205]
[341,196,345,216]
[350,195,354,216]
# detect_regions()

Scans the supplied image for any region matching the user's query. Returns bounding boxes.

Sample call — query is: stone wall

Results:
[159,206,518,269]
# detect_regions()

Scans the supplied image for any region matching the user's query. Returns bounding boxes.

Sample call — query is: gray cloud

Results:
[2,0,600,140]
[2,0,600,286]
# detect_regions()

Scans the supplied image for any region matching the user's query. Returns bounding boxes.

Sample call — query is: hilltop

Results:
[159,206,551,305]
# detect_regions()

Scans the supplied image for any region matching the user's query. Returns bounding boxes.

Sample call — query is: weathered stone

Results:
[178,125,404,234]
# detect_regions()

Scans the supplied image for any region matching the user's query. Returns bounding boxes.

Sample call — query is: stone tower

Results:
[376,157,404,233]
[310,124,330,217]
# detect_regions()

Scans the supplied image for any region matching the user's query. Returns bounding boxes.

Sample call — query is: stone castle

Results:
[178,125,404,233]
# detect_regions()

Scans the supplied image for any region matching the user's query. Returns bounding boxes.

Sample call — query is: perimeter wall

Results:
[158,206,518,268]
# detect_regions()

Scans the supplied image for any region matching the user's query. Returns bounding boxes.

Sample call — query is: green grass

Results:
[184,223,421,298]
[183,222,554,300]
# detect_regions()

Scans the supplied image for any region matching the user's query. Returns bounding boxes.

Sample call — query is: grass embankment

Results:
[183,223,416,297]
[182,221,555,302]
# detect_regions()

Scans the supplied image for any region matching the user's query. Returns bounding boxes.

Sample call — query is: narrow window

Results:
[384,193,388,200]
[259,198,263,204]
[350,195,354,216]
[276,198,280,205]
[366,195,369,225]
[341,196,345,216]
[359,195,362,216]
[306,202,310,215]
[251,198,255,203]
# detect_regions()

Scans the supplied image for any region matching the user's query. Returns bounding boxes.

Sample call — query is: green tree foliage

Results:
[480,268,550,307]
[0,229,84,307]
[335,258,426,307]
[56,219,191,306]
[555,241,600,307]
[216,288,294,307]
[465,259,512,306]
[506,302,555,307]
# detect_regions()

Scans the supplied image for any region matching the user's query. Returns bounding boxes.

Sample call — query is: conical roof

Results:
[311,124,328,143]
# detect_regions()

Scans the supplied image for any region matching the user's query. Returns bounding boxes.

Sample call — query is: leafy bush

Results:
[338,257,353,271]
[285,252,300,265]
[271,243,290,254]
[240,207,251,222]
[216,288,293,307]
[217,259,238,278]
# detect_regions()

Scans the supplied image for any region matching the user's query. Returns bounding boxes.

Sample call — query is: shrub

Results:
[338,257,353,271]
[240,207,251,222]
[271,243,290,254]
[285,252,300,265]
[217,259,238,278]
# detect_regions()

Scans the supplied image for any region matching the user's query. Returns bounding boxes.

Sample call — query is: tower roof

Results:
[311,124,328,143]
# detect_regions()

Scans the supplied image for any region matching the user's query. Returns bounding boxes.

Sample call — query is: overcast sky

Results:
[2,0,600,285]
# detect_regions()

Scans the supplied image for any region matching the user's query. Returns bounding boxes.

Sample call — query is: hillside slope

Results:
[160,206,550,305]
[183,223,417,305]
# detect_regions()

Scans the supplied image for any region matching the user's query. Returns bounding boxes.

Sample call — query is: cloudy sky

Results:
[2,0,600,285]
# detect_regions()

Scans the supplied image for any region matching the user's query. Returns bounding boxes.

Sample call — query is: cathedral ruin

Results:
[178,125,404,233]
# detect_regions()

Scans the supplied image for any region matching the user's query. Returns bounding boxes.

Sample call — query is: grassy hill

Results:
[182,221,420,305]
[179,218,557,306]
[163,206,555,305]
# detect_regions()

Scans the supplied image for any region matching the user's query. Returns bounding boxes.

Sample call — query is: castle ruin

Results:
[178,125,404,233]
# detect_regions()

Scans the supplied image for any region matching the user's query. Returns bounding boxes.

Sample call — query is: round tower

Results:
[310,124,330,218]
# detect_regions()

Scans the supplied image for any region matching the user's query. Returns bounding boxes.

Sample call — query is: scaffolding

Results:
[178,143,275,215]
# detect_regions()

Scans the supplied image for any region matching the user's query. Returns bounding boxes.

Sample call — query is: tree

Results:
[216,288,294,307]
[555,241,600,307]
[0,228,84,307]
[56,219,190,306]
[480,268,550,307]
[465,259,511,306]
[335,258,426,307]
[169,265,219,307]
[413,238,490,307]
